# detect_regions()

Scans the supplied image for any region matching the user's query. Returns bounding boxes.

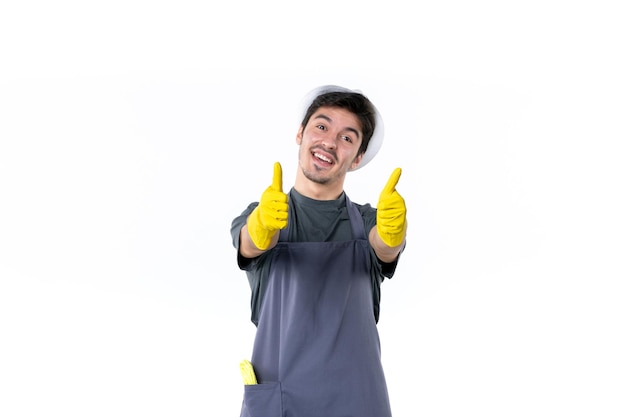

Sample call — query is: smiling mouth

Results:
[313,151,333,164]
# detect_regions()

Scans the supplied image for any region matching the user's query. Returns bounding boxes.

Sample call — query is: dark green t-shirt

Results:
[230,188,401,325]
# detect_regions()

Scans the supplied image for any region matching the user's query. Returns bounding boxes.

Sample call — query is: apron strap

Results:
[345,195,367,240]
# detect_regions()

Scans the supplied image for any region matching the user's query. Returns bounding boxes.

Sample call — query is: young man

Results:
[230,85,407,417]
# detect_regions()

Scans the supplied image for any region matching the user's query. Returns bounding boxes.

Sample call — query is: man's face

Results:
[296,106,364,185]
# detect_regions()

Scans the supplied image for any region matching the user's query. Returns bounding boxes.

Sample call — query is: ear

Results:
[296,125,304,145]
[350,153,364,171]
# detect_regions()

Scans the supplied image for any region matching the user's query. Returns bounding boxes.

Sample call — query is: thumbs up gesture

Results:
[376,168,407,247]
[246,162,289,250]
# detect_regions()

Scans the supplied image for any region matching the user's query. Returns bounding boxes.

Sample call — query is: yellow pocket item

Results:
[240,359,258,385]
[247,162,289,250]
[376,167,407,247]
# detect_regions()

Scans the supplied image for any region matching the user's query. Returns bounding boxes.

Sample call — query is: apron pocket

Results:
[241,381,283,417]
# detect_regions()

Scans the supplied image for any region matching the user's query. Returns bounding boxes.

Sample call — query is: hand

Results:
[246,162,289,250]
[376,167,407,247]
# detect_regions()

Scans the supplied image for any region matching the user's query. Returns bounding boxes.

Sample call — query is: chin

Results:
[302,167,331,185]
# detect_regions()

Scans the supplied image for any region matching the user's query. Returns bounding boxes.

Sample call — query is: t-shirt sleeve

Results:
[230,202,259,270]
[358,202,403,279]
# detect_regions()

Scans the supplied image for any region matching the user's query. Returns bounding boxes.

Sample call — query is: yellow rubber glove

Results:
[246,162,289,250]
[376,167,407,247]
[240,359,258,385]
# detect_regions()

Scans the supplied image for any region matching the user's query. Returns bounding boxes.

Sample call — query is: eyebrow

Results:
[313,114,362,139]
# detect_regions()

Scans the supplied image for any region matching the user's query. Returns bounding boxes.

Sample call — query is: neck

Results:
[294,169,345,201]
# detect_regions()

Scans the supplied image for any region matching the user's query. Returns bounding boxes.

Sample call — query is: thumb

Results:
[271,162,283,192]
[382,167,402,195]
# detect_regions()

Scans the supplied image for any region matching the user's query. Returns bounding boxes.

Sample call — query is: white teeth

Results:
[314,152,331,163]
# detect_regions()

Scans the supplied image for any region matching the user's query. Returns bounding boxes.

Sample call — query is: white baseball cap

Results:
[299,85,384,171]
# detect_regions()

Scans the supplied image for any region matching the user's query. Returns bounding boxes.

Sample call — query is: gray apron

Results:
[240,196,392,417]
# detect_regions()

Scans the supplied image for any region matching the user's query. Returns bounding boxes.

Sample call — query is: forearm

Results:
[369,226,404,263]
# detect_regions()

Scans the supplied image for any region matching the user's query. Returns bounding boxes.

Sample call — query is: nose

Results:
[321,134,338,150]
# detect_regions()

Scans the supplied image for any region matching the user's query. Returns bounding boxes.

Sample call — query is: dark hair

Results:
[301,91,377,157]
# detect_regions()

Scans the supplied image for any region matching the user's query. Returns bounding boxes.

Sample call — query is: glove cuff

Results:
[378,221,407,247]
[247,207,277,250]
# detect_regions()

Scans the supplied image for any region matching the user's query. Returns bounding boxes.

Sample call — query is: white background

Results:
[1,1,625,416]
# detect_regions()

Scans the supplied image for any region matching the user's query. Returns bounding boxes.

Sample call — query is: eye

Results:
[341,135,353,143]
[316,124,327,131]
